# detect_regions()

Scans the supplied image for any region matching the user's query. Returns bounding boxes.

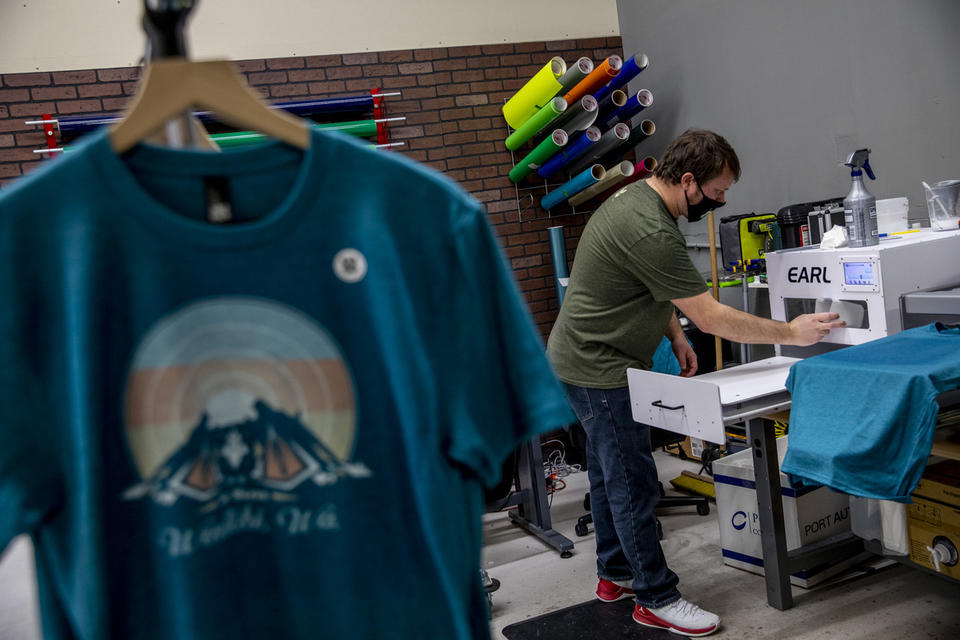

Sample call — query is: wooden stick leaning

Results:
[707,210,723,372]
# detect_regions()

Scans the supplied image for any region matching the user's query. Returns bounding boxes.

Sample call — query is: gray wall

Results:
[618,0,960,247]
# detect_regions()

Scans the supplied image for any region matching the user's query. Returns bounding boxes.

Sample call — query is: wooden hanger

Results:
[144,112,220,151]
[110,58,311,153]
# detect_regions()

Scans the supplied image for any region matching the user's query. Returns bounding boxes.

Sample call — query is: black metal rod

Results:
[652,400,684,411]
[142,0,196,59]
[747,417,794,610]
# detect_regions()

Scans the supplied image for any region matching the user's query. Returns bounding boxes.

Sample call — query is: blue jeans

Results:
[563,383,680,608]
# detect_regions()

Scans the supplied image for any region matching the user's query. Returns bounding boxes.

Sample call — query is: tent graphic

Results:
[121,297,370,507]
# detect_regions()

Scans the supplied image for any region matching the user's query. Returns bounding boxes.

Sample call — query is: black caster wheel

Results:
[481,570,500,594]
[575,523,590,537]
[561,550,573,559]
[697,502,710,516]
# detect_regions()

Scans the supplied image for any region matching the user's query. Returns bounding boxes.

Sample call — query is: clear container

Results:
[923,180,960,231]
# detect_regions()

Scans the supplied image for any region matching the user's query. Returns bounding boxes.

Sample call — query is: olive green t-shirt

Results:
[546,181,709,388]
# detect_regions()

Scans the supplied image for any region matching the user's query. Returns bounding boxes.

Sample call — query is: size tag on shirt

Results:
[204,176,233,224]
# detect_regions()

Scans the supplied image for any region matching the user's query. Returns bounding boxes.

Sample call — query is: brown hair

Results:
[653,129,741,185]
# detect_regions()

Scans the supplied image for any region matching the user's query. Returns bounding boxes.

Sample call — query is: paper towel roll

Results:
[876,197,909,234]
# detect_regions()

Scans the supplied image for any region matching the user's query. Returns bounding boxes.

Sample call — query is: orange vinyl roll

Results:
[564,55,622,106]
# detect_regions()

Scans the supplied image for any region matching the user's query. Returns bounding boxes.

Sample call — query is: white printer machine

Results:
[766,228,960,350]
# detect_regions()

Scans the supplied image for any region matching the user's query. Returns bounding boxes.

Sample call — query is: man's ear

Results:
[679,172,696,189]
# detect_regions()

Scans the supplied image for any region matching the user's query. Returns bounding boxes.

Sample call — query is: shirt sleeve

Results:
[0,198,63,552]
[440,203,574,486]
[624,232,709,302]
[0,317,63,553]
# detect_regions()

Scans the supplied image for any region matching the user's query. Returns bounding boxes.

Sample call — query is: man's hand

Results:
[787,312,846,346]
[671,338,698,378]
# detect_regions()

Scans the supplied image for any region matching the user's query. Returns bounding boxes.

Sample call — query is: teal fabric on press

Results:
[781,323,960,502]
[0,128,573,640]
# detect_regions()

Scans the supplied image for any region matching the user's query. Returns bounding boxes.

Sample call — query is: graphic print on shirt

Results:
[120,297,370,556]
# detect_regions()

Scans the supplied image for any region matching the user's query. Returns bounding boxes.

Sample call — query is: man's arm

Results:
[672,291,845,346]
[665,311,685,343]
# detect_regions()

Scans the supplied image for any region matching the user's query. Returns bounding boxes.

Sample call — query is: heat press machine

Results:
[766,227,960,355]
[627,228,960,610]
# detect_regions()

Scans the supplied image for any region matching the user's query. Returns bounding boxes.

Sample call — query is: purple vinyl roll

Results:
[600,89,654,128]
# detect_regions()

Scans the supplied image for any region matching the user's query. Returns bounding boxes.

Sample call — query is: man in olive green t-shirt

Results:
[546,130,843,637]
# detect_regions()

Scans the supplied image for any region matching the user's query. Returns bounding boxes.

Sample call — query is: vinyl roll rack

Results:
[28,90,404,157]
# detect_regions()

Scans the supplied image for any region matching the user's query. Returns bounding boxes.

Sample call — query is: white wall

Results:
[0,0,619,74]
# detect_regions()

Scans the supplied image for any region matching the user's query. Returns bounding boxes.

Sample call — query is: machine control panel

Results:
[839,256,881,292]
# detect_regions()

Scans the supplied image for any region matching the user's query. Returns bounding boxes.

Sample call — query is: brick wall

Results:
[0,36,626,337]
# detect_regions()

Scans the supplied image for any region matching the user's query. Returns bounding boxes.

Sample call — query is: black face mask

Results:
[684,180,724,223]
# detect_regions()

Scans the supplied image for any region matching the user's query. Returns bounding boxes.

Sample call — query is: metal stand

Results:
[503,436,574,557]
[746,416,864,610]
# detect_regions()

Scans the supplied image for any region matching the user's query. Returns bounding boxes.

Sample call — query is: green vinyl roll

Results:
[211,120,378,147]
[314,119,378,137]
[502,57,566,130]
[509,129,568,183]
[624,118,656,148]
[505,97,566,151]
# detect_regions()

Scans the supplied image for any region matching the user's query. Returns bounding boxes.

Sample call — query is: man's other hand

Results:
[671,338,698,378]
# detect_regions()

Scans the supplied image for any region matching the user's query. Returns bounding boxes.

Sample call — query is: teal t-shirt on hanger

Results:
[0,128,573,640]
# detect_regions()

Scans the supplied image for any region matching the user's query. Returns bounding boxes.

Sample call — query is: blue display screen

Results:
[843,261,875,286]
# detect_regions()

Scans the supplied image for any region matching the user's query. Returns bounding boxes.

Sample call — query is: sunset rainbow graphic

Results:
[122,297,364,503]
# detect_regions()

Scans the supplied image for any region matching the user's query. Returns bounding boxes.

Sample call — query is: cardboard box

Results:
[912,460,960,506]
[662,436,701,461]
[907,460,960,578]
[713,436,859,587]
[663,436,712,462]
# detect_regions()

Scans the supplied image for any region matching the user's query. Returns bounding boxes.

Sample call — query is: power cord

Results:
[542,439,582,507]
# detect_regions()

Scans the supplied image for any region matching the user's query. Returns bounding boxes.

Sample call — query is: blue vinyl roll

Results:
[537,126,601,179]
[593,52,649,104]
[567,122,631,176]
[541,165,605,210]
[548,226,570,305]
[55,113,124,134]
[600,89,654,128]
[56,94,377,134]
[273,95,376,116]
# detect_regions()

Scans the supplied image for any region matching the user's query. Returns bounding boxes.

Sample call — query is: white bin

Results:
[713,436,864,587]
[849,496,909,555]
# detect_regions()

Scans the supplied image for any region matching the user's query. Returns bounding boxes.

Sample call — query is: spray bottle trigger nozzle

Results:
[863,159,876,180]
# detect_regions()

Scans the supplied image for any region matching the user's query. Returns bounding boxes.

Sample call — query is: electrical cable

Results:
[541,439,582,507]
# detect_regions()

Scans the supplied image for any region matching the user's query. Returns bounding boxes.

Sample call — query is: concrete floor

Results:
[3,451,960,639]
[484,452,960,640]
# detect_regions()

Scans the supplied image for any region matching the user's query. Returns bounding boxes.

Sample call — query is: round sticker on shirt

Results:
[333,248,367,283]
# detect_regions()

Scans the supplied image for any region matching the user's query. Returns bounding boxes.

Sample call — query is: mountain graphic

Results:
[123,400,370,506]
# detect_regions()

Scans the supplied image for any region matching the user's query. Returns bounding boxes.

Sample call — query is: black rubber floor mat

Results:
[501,599,670,639]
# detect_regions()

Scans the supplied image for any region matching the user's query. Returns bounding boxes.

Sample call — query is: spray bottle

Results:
[843,148,878,247]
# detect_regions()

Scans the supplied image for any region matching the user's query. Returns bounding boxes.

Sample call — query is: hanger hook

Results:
[143,0,197,60]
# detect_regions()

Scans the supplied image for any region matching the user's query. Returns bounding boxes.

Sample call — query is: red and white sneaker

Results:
[633,598,720,637]
[595,578,634,603]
